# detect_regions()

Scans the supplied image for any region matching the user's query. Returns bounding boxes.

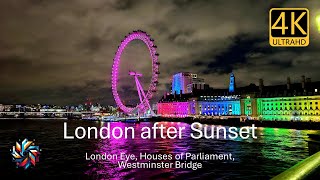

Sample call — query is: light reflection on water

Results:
[0,119,317,179]
[84,122,316,179]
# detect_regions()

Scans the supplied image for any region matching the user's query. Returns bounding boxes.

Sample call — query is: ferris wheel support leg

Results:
[136,78,156,116]
[134,76,144,105]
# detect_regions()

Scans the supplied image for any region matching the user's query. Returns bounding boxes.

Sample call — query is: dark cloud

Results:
[203,35,266,74]
[0,56,32,69]
[109,0,134,10]
[0,0,320,105]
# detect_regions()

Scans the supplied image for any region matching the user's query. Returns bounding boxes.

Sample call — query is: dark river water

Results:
[0,119,318,179]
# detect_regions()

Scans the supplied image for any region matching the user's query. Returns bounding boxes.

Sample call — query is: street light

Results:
[317,14,320,33]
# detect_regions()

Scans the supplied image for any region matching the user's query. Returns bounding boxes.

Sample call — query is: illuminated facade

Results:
[157,95,241,117]
[161,73,320,121]
[240,76,320,122]
[240,95,320,122]
[240,96,258,120]
[160,73,241,117]
[198,95,240,116]
[172,72,193,94]
[157,101,190,117]
[229,73,235,93]
[171,72,208,94]
[256,96,320,121]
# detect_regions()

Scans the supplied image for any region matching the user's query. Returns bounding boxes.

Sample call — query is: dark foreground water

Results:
[0,119,318,179]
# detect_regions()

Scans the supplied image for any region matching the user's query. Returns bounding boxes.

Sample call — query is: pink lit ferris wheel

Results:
[111,30,160,115]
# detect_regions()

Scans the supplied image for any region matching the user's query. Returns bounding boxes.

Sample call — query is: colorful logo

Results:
[11,139,41,169]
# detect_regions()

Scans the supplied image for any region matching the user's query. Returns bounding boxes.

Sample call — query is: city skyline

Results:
[1,0,320,105]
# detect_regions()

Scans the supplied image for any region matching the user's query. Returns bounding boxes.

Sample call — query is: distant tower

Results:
[229,73,235,93]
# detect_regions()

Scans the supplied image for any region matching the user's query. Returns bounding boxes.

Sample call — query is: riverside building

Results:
[240,76,320,121]
[157,73,320,122]
[158,73,240,118]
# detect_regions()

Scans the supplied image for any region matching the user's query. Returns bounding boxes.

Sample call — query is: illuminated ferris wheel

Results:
[111,30,160,115]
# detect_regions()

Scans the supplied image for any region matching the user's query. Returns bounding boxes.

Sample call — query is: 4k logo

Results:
[269,8,309,47]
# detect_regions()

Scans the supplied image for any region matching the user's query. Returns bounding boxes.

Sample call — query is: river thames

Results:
[0,119,318,179]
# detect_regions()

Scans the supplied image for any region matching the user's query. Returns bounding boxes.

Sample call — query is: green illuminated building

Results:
[256,96,320,121]
[240,76,320,122]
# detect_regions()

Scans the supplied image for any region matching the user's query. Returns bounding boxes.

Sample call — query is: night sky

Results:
[0,0,320,106]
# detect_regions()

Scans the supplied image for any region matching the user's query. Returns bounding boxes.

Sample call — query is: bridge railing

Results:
[272,151,320,180]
